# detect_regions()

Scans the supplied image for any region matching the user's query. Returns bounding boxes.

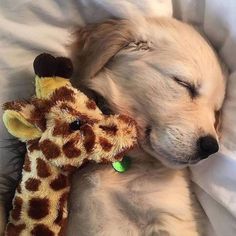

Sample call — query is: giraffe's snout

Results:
[97,114,138,153]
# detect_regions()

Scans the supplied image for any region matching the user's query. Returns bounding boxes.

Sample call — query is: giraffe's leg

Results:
[5,223,26,236]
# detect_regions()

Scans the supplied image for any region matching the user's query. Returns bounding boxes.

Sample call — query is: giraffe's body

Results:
[8,146,70,236]
[2,54,137,236]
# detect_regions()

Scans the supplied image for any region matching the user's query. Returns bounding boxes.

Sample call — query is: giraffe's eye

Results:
[69,119,83,131]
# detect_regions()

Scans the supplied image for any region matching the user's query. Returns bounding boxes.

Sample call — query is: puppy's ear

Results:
[215,110,222,137]
[72,19,134,81]
[215,59,228,138]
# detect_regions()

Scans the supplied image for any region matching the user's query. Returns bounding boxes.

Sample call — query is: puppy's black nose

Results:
[198,135,219,159]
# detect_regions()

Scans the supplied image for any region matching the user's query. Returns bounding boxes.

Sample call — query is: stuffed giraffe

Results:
[2,53,138,236]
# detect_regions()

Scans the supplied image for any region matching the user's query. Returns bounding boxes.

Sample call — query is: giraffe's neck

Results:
[6,141,71,236]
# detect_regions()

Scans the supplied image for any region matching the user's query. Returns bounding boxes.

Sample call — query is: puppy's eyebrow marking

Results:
[125,41,152,51]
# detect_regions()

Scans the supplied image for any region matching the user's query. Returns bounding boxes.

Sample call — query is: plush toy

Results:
[2,53,138,236]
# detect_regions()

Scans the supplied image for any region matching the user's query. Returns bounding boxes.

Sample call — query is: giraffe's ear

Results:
[3,108,42,142]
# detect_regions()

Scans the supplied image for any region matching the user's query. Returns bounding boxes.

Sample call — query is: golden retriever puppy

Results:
[67,17,226,236]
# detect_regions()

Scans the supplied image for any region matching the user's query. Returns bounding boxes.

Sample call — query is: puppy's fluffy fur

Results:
[67,17,226,235]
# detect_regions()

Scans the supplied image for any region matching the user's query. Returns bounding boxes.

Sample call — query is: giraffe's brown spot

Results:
[60,103,79,116]
[61,165,78,172]
[60,103,99,124]
[118,114,135,124]
[23,153,31,172]
[25,178,41,192]
[99,124,118,135]
[81,124,95,153]
[54,192,68,225]
[3,100,28,111]
[11,197,23,221]
[29,98,53,132]
[28,197,49,220]
[17,184,22,194]
[118,115,137,133]
[58,218,68,236]
[86,100,97,110]
[101,158,111,164]
[37,158,51,178]
[53,120,71,136]
[50,174,69,191]
[3,101,22,112]
[40,139,61,160]
[31,98,51,116]
[31,224,54,236]
[30,107,47,131]
[62,140,81,158]
[27,138,40,152]
[114,148,132,161]
[99,137,113,152]
[58,218,67,236]
[51,87,75,103]
[30,98,52,131]
[5,223,26,236]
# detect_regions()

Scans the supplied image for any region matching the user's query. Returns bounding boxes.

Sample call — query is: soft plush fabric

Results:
[0,1,235,236]
[2,53,137,235]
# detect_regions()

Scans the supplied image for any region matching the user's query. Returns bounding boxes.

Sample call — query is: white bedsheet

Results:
[174,1,236,235]
[0,1,235,236]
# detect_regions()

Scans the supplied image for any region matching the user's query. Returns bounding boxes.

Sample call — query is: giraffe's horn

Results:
[33,53,74,99]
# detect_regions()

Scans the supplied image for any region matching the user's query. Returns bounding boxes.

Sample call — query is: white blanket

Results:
[0,1,235,235]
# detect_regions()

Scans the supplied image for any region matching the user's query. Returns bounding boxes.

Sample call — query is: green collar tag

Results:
[112,156,131,173]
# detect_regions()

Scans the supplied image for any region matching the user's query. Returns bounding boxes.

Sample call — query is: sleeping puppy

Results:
[67,17,226,236]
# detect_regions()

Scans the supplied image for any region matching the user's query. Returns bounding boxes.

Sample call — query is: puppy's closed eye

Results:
[172,76,198,98]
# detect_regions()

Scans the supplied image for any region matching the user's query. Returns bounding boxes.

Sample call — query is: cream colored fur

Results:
[67,17,226,236]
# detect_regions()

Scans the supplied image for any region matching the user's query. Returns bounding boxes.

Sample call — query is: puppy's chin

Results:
[139,134,199,169]
[141,143,189,169]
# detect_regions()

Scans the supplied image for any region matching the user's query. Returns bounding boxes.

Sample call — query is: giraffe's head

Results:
[3,53,138,170]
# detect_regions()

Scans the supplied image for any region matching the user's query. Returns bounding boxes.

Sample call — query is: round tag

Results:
[112,156,131,173]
